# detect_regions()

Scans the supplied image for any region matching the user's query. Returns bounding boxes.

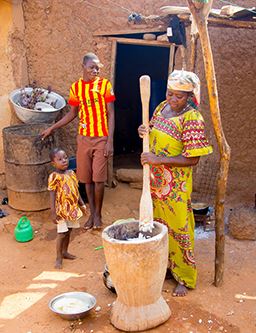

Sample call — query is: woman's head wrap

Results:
[167,70,201,104]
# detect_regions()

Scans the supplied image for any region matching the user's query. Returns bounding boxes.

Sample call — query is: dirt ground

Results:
[0,183,255,333]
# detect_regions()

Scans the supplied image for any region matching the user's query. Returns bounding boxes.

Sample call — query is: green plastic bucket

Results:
[14,216,34,242]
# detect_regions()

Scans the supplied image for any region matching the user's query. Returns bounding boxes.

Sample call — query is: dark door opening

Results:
[113,43,170,168]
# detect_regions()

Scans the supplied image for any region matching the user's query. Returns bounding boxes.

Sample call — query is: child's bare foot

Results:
[93,215,102,230]
[62,252,76,260]
[172,283,188,297]
[83,216,94,230]
[55,258,63,269]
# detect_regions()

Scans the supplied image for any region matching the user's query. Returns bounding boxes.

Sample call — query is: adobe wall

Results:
[0,0,28,189]
[4,0,256,201]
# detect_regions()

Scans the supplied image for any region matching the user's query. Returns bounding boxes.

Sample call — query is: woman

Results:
[138,70,212,297]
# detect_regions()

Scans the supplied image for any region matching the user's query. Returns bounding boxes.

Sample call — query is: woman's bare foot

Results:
[83,215,94,230]
[93,215,102,229]
[172,283,188,297]
[62,252,76,260]
[55,258,63,269]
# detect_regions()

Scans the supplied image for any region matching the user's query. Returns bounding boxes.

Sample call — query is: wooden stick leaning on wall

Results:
[190,33,199,72]
[180,45,187,70]
[187,0,231,287]
[107,40,117,188]
[168,44,176,74]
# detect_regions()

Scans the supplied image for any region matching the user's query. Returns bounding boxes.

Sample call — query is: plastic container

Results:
[14,216,34,242]
[68,157,88,203]
[34,102,56,111]
[68,157,77,171]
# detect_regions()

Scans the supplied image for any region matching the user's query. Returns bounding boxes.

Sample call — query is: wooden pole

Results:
[107,40,117,188]
[136,13,256,30]
[190,33,199,71]
[187,0,231,286]
[195,16,256,30]
[168,44,175,74]
[180,45,187,70]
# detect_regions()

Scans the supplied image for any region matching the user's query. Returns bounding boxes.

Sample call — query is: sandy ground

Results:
[0,183,255,333]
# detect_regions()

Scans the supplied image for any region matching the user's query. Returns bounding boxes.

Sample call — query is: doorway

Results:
[113,42,172,169]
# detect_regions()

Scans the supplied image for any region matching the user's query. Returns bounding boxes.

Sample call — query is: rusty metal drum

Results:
[2,124,56,211]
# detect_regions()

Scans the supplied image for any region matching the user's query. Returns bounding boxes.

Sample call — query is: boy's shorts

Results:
[76,135,108,183]
[57,220,80,233]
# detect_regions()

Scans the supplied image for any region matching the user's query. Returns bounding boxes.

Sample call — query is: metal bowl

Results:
[48,291,96,320]
[192,202,209,215]
[9,87,66,124]
[103,264,116,294]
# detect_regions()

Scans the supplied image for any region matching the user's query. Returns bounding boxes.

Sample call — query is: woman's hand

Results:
[141,152,161,166]
[138,124,149,138]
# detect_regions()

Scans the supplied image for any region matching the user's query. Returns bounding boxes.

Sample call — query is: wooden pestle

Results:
[139,75,154,233]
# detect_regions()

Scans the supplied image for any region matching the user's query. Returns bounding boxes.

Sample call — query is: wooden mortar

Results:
[102,221,171,331]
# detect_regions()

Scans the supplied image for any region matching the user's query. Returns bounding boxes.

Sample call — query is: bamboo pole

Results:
[187,0,231,286]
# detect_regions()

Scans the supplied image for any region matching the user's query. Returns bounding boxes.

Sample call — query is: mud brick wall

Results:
[19,0,256,199]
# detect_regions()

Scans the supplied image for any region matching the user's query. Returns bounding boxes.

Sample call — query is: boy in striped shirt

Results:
[42,53,115,230]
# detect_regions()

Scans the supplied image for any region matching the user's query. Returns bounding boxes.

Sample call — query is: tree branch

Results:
[186,0,231,287]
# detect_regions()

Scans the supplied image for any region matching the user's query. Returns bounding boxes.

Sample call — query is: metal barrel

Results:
[2,124,56,211]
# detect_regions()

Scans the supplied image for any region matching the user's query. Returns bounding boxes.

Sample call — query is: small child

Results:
[48,148,87,269]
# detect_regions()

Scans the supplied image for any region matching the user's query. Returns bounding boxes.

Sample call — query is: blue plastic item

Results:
[68,157,76,171]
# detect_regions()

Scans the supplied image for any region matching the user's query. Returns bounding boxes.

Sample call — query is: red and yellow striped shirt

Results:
[68,77,115,137]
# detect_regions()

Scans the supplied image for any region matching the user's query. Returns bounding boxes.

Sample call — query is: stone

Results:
[116,169,142,183]
[157,33,168,42]
[143,33,156,41]
[228,206,256,240]
[129,182,142,190]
